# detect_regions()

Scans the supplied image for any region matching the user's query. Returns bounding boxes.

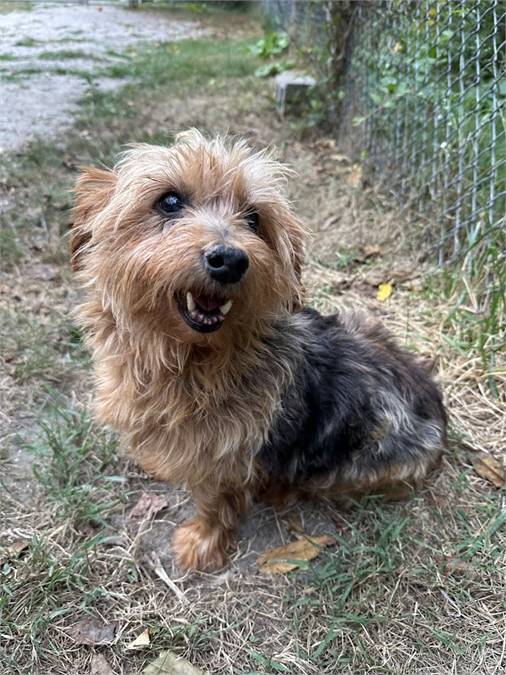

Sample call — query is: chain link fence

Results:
[263,0,505,369]
[265,0,505,266]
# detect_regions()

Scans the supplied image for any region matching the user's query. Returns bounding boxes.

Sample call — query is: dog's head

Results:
[72,129,306,343]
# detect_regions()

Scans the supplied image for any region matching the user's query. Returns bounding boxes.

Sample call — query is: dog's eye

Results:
[245,209,259,233]
[158,191,184,215]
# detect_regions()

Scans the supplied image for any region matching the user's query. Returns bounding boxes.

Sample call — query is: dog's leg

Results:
[172,483,252,572]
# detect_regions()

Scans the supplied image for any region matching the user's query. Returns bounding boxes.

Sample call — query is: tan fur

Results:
[72,130,306,570]
[71,167,117,269]
[72,130,436,571]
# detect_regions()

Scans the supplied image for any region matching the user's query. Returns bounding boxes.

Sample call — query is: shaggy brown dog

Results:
[71,129,446,572]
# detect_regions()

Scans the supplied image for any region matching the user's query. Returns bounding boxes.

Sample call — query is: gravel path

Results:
[0,2,204,152]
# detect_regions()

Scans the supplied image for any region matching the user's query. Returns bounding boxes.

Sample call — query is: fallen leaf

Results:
[129,492,169,519]
[90,653,115,675]
[377,282,393,301]
[361,244,382,259]
[329,153,350,163]
[127,628,150,650]
[68,618,117,646]
[0,539,30,562]
[142,650,207,675]
[313,138,336,151]
[363,267,419,288]
[473,455,505,488]
[257,535,335,574]
[439,555,475,576]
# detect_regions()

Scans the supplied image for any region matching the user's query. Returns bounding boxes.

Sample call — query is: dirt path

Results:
[0,2,205,152]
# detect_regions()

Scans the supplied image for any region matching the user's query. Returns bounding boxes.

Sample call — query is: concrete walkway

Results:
[0,2,204,152]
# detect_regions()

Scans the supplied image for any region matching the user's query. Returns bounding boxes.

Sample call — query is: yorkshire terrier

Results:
[71,129,447,571]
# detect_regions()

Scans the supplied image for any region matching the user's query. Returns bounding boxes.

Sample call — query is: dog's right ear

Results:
[70,167,116,270]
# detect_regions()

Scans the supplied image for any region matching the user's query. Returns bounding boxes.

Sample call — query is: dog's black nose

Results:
[204,245,249,284]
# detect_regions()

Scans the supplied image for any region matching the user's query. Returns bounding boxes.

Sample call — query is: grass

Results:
[441,240,506,393]
[14,37,41,47]
[0,228,22,267]
[0,309,83,386]
[30,406,121,527]
[0,66,95,83]
[287,493,505,670]
[0,0,32,13]
[1,8,505,675]
[37,49,98,61]
[101,37,257,85]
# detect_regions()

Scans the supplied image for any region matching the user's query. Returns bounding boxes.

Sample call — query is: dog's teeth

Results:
[186,292,196,312]
[220,300,233,316]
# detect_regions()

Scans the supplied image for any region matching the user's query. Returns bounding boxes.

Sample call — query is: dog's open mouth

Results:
[177,291,233,333]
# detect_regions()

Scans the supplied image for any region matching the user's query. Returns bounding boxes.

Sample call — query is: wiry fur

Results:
[72,129,447,571]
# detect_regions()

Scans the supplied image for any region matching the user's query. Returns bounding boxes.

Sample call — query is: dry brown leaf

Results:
[313,138,336,151]
[0,539,30,562]
[142,650,207,675]
[361,244,382,258]
[68,618,117,646]
[363,268,418,288]
[473,455,505,488]
[439,556,475,576]
[90,653,115,675]
[329,153,350,163]
[257,535,335,574]
[129,492,169,519]
[127,628,150,650]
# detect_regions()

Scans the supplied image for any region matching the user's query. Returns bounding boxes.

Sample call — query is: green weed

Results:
[287,492,505,669]
[29,405,120,527]
[37,49,97,61]
[101,37,257,87]
[0,308,85,386]
[14,37,41,47]
[0,229,22,268]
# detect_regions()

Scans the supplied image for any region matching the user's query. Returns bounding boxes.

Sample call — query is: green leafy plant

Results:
[251,31,291,78]
[255,59,293,78]
[250,31,289,59]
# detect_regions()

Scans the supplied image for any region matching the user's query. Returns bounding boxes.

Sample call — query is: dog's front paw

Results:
[172,517,230,572]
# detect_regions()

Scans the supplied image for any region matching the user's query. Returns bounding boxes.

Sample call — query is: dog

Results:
[71,129,447,571]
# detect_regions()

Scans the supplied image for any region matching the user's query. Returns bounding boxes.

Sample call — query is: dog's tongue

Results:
[194,293,222,312]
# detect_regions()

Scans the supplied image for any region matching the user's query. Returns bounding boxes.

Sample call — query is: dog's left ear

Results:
[70,166,117,270]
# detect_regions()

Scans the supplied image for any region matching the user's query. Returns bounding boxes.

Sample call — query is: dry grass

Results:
[1,10,504,675]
